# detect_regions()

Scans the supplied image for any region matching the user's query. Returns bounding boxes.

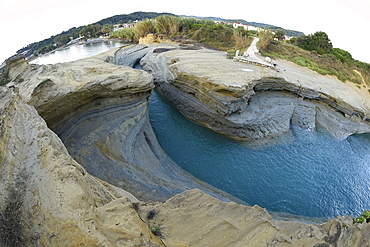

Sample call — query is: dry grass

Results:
[262,41,370,86]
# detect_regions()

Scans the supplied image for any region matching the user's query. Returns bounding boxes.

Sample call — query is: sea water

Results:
[33,44,370,218]
[149,90,370,218]
[30,40,126,65]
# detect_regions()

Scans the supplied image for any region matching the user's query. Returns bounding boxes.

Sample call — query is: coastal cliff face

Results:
[0,87,163,246]
[6,48,226,202]
[140,44,370,141]
[1,45,370,246]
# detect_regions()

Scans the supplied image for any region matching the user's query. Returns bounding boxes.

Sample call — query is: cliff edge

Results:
[0,46,370,246]
[140,44,370,141]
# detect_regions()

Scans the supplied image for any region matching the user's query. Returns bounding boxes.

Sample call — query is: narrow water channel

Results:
[149,89,370,218]
[32,42,370,219]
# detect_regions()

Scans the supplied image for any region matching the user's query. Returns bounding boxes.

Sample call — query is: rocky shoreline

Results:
[6,48,231,203]
[0,44,370,246]
[139,43,370,142]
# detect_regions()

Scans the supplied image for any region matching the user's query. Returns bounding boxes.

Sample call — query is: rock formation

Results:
[1,44,370,246]
[138,189,370,247]
[6,48,227,202]
[140,44,370,141]
[0,87,163,246]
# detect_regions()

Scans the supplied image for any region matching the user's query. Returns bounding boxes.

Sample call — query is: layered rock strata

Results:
[6,49,227,202]
[1,45,370,246]
[0,87,164,246]
[137,189,370,247]
[114,44,153,67]
[140,44,370,141]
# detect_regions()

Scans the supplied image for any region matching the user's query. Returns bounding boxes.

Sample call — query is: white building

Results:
[113,23,136,32]
[233,22,260,32]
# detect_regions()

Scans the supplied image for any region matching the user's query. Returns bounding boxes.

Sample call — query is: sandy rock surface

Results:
[140,44,370,141]
[5,48,229,202]
[1,44,370,246]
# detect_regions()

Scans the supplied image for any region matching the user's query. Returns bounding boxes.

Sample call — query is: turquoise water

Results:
[149,90,370,218]
[34,43,370,218]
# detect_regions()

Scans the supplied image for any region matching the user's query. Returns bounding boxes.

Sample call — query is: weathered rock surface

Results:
[6,48,229,202]
[138,189,370,247]
[1,45,370,246]
[0,87,163,246]
[140,44,370,141]
[114,44,153,67]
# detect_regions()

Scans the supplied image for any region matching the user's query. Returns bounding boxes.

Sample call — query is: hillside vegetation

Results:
[14,12,298,60]
[16,12,173,57]
[11,12,370,87]
[110,15,369,86]
[180,15,304,37]
[110,15,254,52]
[257,30,370,86]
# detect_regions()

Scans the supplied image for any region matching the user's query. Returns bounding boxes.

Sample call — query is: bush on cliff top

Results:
[260,38,370,86]
[354,210,370,223]
[110,15,253,52]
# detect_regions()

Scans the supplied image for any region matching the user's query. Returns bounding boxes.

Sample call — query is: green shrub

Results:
[262,41,369,85]
[257,29,274,51]
[292,57,307,67]
[293,31,333,54]
[150,226,161,236]
[155,15,180,36]
[1,79,10,86]
[227,49,236,59]
[111,28,137,42]
[354,210,370,223]
[133,19,156,38]
[332,48,353,63]
[40,78,51,84]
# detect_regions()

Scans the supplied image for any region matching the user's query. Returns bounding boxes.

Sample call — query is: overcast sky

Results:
[0,0,369,64]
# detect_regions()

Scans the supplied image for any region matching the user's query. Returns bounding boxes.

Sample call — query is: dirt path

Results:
[234,37,274,68]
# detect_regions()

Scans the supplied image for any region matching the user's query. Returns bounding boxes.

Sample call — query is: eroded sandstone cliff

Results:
[1,45,370,246]
[140,44,370,141]
[0,87,163,246]
[5,48,227,202]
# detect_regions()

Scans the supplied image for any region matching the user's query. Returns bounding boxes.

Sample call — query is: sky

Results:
[0,0,369,64]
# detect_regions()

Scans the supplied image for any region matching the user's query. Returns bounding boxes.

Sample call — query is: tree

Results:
[295,35,314,50]
[155,15,180,36]
[310,31,333,54]
[294,31,333,54]
[332,48,353,63]
[258,29,274,51]
[53,34,70,46]
[101,25,113,35]
[111,28,137,42]
[134,19,155,38]
[80,24,102,38]
[274,29,286,41]
[234,26,249,49]
[71,29,81,39]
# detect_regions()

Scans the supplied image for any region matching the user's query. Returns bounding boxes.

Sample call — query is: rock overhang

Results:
[1,43,370,246]
[140,44,370,141]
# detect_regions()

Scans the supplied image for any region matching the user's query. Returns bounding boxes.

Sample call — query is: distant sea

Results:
[30,40,126,65]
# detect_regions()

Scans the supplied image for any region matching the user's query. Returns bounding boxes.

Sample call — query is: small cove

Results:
[30,40,127,64]
[149,89,370,219]
[34,43,370,219]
